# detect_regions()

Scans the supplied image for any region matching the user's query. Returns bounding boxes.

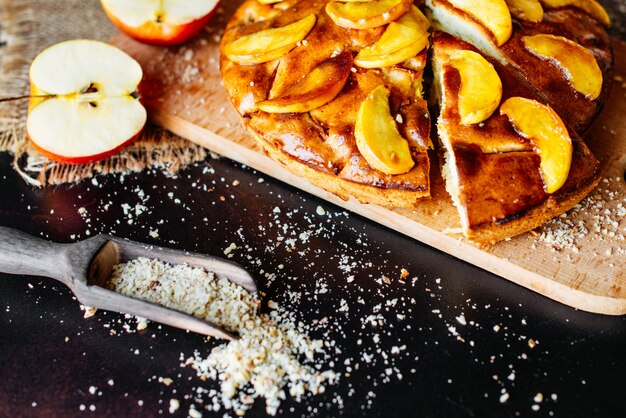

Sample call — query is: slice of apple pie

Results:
[432,32,600,244]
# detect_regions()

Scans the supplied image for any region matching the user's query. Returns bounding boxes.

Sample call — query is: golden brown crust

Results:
[463,168,601,246]
[451,137,601,246]
[221,0,431,208]
[452,146,548,228]
[248,129,431,208]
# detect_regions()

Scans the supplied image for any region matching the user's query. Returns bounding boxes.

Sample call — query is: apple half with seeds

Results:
[100,0,220,46]
[27,40,147,164]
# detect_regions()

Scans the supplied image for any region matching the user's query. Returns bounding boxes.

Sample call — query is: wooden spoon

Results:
[0,226,257,340]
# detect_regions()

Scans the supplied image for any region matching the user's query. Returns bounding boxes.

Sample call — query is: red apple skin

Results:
[102,4,219,46]
[28,130,144,165]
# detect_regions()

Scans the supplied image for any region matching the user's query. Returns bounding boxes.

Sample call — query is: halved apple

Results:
[500,97,572,193]
[447,0,512,46]
[224,14,316,65]
[505,0,544,22]
[257,52,353,113]
[100,0,220,46]
[355,86,414,175]
[26,40,147,164]
[447,50,503,124]
[355,6,430,68]
[540,0,610,26]
[522,34,603,100]
[326,0,412,30]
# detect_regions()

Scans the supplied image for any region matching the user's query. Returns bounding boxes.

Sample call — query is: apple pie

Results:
[220,0,611,244]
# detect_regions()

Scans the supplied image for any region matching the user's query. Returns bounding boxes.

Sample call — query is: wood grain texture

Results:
[112,2,626,315]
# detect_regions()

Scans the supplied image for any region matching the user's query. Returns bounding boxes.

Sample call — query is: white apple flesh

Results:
[102,0,219,27]
[100,0,220,45]
[27,40,147,164]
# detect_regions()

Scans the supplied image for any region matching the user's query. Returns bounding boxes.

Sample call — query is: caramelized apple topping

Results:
[539,0,610,26]
[355,6,430,69]
[355,86,415,175]
[326,0,412,30]
[522,34,603,100]
[224,14,316,65]
[505,0,544,22]
[447,0,513,46]
[447,50,503,125]
[258,52,353,113]
[501,97,572,193]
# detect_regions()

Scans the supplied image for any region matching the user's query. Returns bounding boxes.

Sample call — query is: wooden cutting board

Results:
[112,2,626,315]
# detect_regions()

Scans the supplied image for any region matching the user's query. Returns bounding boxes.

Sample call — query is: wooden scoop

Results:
[0,226,257,340]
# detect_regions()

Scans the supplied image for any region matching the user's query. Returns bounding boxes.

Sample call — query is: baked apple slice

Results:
[540,0,610,26]
[505,0,544,22]
[100,0,220,46]
[500,97,572,193]
[27,40,147,164]
[447,50,503,124]
[355,6,430,68]
[445,0,513,46]
[355,86,414,175]
[258,52,353,113]
[224,14,316,65]
[522,34,603,100]
[326,0,412,30]
[355,43,425,70]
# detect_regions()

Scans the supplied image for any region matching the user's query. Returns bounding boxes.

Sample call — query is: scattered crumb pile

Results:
[537,177,625,254]
[108,258,338,416]
[109,258,257,332]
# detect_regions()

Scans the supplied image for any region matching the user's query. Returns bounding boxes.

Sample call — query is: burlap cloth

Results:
[0,0,208,186]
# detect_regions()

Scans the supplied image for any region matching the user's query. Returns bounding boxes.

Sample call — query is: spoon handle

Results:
[0,226,68,284]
